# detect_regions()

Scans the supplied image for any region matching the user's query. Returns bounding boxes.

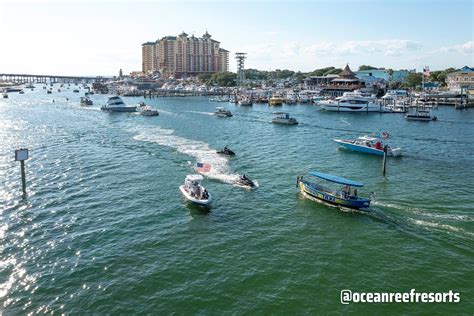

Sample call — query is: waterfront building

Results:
[320,65,365,97]
[141,31,229,77]
[355,69,410,82]
[304,74,339,90]
[446,66,474,92]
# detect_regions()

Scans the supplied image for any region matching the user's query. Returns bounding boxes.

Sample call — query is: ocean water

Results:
[1,86,473,314]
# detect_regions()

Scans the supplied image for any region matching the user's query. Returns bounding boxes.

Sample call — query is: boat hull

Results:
[179,185,212,206]
[320,102,385,112]
[299,180,370,210]
[100,106,137,112]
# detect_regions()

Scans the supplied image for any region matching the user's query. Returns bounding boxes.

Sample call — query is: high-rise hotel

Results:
[142,31,229,77]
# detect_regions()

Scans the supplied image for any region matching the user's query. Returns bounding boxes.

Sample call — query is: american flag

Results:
[196,162,211,173]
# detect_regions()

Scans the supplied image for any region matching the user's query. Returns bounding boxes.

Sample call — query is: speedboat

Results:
[216,146,235,156]
[137,102,159,116]
[319,92,386,112]
[235,174,257,189]
[80,96,93,106]
[272,112,298,125]
[405,108,437,121]
[214,107,233,117]
[101,96,137,112]
[179,174,212,206]
[269,97,283,106]
[334,134,402,157]
[297,171,371,210]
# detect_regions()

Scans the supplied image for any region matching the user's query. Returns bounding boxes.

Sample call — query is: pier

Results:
[0,73,108,84]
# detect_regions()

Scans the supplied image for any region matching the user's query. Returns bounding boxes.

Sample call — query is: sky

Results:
[0,0,473,76]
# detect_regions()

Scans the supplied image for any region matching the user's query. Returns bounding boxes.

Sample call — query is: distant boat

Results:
[216,146,235,156]
[2,93,8,98]
[269,96,283,106]
[334,134,402,157]
[405,108,437,121]
[319,91,386,112]
[271,112,298,125]
[137,102,159,116]
[47,89,52,94]
[80,96,93,106]
[238,97,253,106]
[179,174,212,206]
[297,171,371,210]
[214,107,233,117]
[100,96,136,112]
[19,90,25,94]
[73,89,80,93]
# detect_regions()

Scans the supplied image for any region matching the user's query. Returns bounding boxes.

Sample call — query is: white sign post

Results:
[15,148,29,196]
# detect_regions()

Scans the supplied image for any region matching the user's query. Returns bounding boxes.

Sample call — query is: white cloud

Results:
[439,41,474,55]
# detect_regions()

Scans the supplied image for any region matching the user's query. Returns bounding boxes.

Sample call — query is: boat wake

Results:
[133,126,238,183]
[185,110,214,116]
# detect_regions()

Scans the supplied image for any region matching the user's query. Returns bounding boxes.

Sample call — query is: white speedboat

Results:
[214,107,233,117]
[101,96,137,112]
[2,93,8,98]
[319,91,385,112]
[334,134,402,157]
[80,96,93,106]
[137,102,159,116]
[405,108,437,121]
[179,175,212,206]
[272,112,298,125]
[238,97,253,106]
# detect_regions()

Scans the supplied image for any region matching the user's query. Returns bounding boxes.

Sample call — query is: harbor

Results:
[1,86,473,314]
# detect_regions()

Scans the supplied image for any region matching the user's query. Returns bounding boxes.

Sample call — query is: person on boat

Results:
[375,141,382,150]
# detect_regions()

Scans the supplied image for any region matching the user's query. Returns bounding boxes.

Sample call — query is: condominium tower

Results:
[142,31,229,77]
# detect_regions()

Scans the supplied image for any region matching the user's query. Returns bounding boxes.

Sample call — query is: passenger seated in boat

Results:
[375,141,382,150]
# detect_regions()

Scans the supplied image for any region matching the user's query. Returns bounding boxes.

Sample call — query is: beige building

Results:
[446,66,474,92]
[142,31,229,77]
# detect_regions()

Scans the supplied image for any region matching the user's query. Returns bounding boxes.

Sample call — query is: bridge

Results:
[0,73,109,84]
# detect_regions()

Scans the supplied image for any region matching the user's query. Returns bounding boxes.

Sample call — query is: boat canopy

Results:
[185,174,203,182]
[309,171,364,187]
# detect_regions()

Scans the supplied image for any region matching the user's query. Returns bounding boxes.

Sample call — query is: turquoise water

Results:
[1,87,473,314]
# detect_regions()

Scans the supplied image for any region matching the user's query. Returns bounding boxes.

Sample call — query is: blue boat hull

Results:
[299,180,371,210]
[335,140,384,156]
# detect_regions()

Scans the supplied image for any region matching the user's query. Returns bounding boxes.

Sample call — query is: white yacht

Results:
[272,112,298,125]
[100,96,137,112]
[214,107,233,117]
[405,108,437,121]
[137,102,159,116]
[319,91,386,112]
[179,175,212,206]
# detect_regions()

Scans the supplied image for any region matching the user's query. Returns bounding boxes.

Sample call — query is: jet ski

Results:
[235,174,256,189]
[216,146,235,156]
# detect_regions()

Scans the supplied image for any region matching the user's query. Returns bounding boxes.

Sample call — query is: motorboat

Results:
[80,96,93,106]
[285,91,298,104]
[73,89,80,93]
[334,134,402,157]
[2,93,8,98]
[137,102,159,116]
[214,107,233,117]
[179,174,212,206]
[47,89,52,94]
[319,91,386,112]
[298,91,310,103]
[405,108,437,121]
[25,83,35,89]
[100,96,137,112]
[272,112,298,125]
[5,87,22,93]
[269,96,283,106]
[235,174,256,189]
[216,146,235,156]
[296,171,371,210]
[19,90,25,94]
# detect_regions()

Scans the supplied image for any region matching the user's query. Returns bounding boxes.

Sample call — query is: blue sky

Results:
[0,0,472,75]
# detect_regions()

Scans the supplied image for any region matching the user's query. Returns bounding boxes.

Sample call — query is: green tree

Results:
[404,72,423,88]
[358,65,379,71]
[208,72,237,86]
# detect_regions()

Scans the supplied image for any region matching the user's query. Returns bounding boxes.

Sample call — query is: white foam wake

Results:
[133,126,238,183]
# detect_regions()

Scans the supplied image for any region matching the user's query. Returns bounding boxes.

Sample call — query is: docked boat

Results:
[80,96,93,106]
[334,134,402,157]
[100,96,137,112]
[5,87,23,93]
[285,91,298,104]
[319,92,386,112]
[298,91,310,103]
[405,108,437,121]
[216,146,235,156]
[137,102,159,116]
[25,83,35,89]
[269,96,283,106]
[234,174,257,189]
[238,97,253,106]
[209,95,230,102]
[296,171,371,210]
[214,107,233,117]
[179,174,212,206]
[272,112,298,125]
